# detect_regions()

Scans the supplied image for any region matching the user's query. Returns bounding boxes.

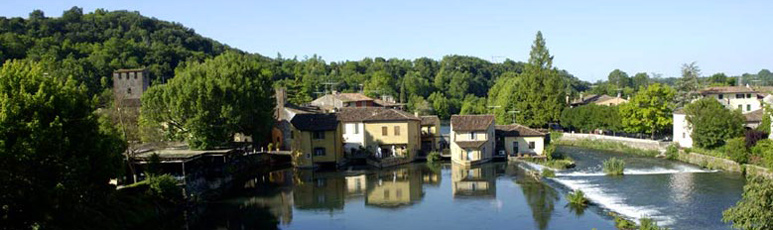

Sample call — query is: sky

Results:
[2,0,772,82]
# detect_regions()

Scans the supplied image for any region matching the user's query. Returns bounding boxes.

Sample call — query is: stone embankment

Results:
[558,133,667,151]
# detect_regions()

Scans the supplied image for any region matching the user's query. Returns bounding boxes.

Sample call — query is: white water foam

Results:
[552,177,674,225]
[556,165,717,177]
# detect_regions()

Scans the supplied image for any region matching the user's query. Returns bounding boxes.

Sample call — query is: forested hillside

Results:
[0,7,589,120]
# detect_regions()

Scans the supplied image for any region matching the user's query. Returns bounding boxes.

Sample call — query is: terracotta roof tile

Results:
[700,86,758,94]
[420,116,440,126]
[336,93,374,102]
[495,124,545,137]
[454,140,488,148]
[451,115,495,131]
[744,109,764,123]
[337,107,419,122]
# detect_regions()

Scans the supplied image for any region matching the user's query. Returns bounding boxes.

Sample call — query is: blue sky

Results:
[2,0,771,82]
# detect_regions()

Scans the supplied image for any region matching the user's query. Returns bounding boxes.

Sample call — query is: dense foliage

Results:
[0,7,234,95]
[566,190,588,206]
[0,60,125,228]
[560,104,622,133]
[619,83,676,139]
[725,137,749,164]
[684,98,745,149]
[723,176,773,230]
[140,52,275,149]
[603,157,625,176]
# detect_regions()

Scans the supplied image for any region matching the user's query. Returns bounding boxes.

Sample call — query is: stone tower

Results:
[112,69,150,107]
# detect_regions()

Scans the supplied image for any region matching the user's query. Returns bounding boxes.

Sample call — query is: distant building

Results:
[570,93,628,107]
[420,115,442,154]
[450,115,496,166]
[112,69,150,107]
[311,92,375,111]
[373,95,406,110]
[495,124,547,158]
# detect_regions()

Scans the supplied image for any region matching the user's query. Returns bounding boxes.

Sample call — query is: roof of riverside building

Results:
[450,115,495,131]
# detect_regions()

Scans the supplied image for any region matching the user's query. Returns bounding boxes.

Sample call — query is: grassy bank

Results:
[555,138,660,157]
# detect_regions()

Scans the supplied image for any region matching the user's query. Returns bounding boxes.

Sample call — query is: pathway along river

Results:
[189,146,745,230]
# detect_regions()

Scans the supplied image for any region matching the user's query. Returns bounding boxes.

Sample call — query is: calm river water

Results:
[191,146,745,230]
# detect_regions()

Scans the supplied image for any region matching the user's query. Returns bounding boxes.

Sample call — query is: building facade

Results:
[290,113,344,168]
[495,124,547,158]
[450,115,496,166]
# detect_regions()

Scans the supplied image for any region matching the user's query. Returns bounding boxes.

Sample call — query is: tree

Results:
[632,72,650,90]
[140,52,275,149]
[428,92,450,119]
[607,69,630,91]
[0,60,125,228]
[364,70,396,98]
[459,95,487,115]
[723,176,773,230]
[707,73,729,86]
[684,97,745,149]
[498,31,565,127]
[675,62,701,107]
[619,83,676,139]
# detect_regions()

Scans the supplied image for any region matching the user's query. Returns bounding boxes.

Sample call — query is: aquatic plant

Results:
[613,215,636,229]
[541,168,555,178]
[603,157,625,176]
[427,151,441,163]
[566,189,588,206]
[639,217,668,230]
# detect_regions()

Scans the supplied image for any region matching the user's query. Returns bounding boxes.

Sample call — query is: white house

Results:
[673,110,693,148]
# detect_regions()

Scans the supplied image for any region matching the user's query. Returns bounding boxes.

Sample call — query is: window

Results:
[354,124,359,134]
[314,147,326,156]
[747,94,752,98]
[384,190,390,199]
[512,142,519,156]
[382,126,388,136]
[736,94,744,99]
[305,153,311,159]
[528,141,536,149]
[470,132,476,140]
[718,94,723,99]
[747,104,751,111]
[394,126,400,136]
[127,88,132,94]
[683,132,686,138]
[315,178,326,187]
[313,131,325,139]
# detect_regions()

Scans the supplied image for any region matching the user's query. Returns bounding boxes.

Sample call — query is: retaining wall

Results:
[558,133,668,151]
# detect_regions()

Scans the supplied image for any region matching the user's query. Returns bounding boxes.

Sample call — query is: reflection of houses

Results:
[345,174,367,198]
[290,113,344,168]
[674,86,773,148]
[365,168,423,208]
[495,124,547,158]
[451,163,496,199]
[420,116,443,155]
[338,107,422,167]
[450,115,496,166]
[293,171,345,211]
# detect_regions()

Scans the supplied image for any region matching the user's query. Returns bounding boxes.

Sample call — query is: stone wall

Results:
[558,133,668,151]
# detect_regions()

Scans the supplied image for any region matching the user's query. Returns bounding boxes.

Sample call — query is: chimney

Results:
[275,87,287,118]
[414,112,419,117]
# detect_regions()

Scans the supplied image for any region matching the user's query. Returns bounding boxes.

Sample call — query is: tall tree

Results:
[0,60,125,228]
[607,69,631,92]
[631,72,650,90]
[684,97,745,148]
[140,52,275,149]
[619,83,676,139]
[510,31,566,127]
[723,176,773,230]
[676,62,701,107]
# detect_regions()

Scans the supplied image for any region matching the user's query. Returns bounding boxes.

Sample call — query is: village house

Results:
[337,107,422,167]
[310,92,376,112]
[290,113,344,168]
[673,85,773,148]
[495,124,547,159]
[569,93,628,107]
[450,115,496,166]
[420,115,442,154]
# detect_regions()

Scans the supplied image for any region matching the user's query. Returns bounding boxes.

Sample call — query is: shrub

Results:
[665,144,679,160]
[603,157,625,176]
[613,215,637,229]
[726,137,749,164]
[723,176,773,230]
[639,217,667,230]
[146,174,183,202]
[751,139,773,169]
[541,168,555,178]
[745,130,768,148]
[566,189,588,206]
[545,144,557,160]
[427,151,441,163]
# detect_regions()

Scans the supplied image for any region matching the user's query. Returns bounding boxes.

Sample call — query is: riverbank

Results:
[554,133,773,179]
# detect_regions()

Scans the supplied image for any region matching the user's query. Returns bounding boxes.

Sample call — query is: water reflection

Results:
[514,164,559,230]
[293,170,345,211]
[451,163,498,199]
[365,167,424,208]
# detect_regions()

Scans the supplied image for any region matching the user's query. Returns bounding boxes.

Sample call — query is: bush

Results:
[665,144,679,160]
[726,137,749,164]
[541,168,555,178]
[544,144,557,160]
[745,130,768,148]
[723,176,773,230]
[146,174,183,202]
[566,189,588,206]
[614,215,637,229]
[603,157,625,176]
[751,139,773,169]
[639,217,667,230]
[427,151,441,163]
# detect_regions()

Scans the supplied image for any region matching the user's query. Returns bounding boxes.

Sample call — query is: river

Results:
[189,146,745,230]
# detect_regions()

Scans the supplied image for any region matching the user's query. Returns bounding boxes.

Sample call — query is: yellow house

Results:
[290,113,344,168]
[495,124,547,158]
[450,115,496,166]
[338,107,421,167]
